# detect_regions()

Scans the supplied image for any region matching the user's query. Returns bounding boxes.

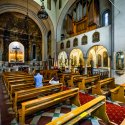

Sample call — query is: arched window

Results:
[60,42,64,50]
[73,38,78,47]
[66,40,70,48]
[47,0,51,10]
[9,41,24,63]
[102,10,111,26]
[81,35,87,45]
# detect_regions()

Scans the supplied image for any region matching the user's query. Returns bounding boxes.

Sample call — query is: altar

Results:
[9,41,24,63]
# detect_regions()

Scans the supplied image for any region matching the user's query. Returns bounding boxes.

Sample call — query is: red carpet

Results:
[106,102,125,124]
[79,92,125,125]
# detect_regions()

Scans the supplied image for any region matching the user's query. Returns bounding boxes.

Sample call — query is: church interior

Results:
[0,0,125,125]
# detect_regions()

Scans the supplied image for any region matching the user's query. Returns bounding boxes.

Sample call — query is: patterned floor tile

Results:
[24,104,78,124]
[41,112,54,117]
[30,115,42,125]
[54,107,61,113]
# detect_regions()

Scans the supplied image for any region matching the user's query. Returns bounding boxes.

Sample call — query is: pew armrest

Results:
[110,86,120,93]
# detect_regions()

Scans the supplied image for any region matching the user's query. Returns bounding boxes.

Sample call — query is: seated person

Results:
[34,70,43,88]
[65,68,70,73]
[57,68,62,73]
[49,76,59,84]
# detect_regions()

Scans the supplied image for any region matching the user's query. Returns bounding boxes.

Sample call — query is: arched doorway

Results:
[9,41,24,63]
[87,45,110,77]
[70,49,84,70]
[58,51,68,68]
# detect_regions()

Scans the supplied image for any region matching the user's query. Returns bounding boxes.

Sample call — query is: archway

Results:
[87,45,109,68]
[0,0,55,63]
[9,41,24,63]
[87,45,110,77]
[70,49,84,68]
[58,51,68,68]
[0,12,42,62]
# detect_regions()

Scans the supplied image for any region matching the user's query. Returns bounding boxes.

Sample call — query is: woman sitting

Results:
[49,76,59,84]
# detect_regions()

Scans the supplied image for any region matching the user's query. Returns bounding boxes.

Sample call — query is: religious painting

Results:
[73,38,78,47]
[92,32,100,43]
[60,42,64,50]
[66,40,70,48]
[97,54,101,67]
[103,51,108,67]
[81,35,87,45]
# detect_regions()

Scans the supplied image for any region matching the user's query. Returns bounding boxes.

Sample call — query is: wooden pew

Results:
[7,77,34,92]
[3,74,33,88]
[121,118,125,125]
[5,77,34,99]
[67,74,88,87]
[60,73,79,86]
[13,83,63,116]
[2,71,26,76]
[2,72,28,85]
[18,88,80,125]
[75,75,100,91]
[10,83,35,100]
[47,96,115,125]
[110,83,125,103]
[43,70,58,80]
[92,78,115,95]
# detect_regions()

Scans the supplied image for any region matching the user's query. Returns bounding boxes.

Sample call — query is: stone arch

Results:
[70,49,84,67]
[86,45,110,68]
[0,0,55,61]
[58,51,68,68]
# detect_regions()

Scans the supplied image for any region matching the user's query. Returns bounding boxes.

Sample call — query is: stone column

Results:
[0,37,3,65]
[84,57,88,75]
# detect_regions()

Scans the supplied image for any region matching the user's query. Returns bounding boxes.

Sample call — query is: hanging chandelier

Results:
[37,0,48,19]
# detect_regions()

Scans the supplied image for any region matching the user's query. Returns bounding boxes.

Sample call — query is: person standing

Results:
[34,70,43,88]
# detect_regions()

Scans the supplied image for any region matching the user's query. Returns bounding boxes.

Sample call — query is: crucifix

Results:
[12,46,20,62]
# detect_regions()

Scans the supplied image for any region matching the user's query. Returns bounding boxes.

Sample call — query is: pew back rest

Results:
[83,75,100,83]
[99,78,115,88]
[14,83,63,113]
[7,77,34,88]
[110,84,125,102]
[78,75,100,91]
[20,88,80,116]
[92,78,115,95]
[15,83,63,101]
[47,96,113,125]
